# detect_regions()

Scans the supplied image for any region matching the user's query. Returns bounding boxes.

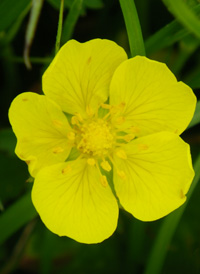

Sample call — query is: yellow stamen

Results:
[52,147,64,154]
[103,111,111,120]
[116,149,127,160]
[117,170,126,180]
[138,144,149,151]
[53,120,63,127]
[71,113,83,125]
[87,158,96,166]
[130,126,140,134]
[119,102,126,109]
[108,155,126,180]
[62,165,72,174]
[101,160,111,172]
[180,189,185,199]
[101,103,112,110]
[76,113,83,122]
[123,134,135,142]
[71,116,80,125]
[95,162,108,187]
[100,175,108,187]
[77,119,114,157]
[87,56,92,64]
[86,105,94,117]
[110,106,118,114]
[67,131,75,140]
[115,116,125,125]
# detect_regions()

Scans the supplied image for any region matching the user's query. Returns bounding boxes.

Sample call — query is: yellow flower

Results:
[9,39,196,244]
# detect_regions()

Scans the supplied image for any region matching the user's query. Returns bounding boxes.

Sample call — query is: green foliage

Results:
[0,191,37,246]
[188,101,200,128]
[145,3,200,54]
[0,0,200,273]
[0,129,16,155]
[119,0,145,56]
[163,0,200,39]
[47,0,103,10]
[144,154,200,274]
[61,0,83,43]
[0,0,31,31]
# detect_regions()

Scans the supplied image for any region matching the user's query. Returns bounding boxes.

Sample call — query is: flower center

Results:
[77,119,114,157]
[65,103,141,186]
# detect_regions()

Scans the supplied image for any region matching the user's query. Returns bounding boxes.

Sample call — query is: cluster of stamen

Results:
[77,119,114,157]
[58,102,144,187]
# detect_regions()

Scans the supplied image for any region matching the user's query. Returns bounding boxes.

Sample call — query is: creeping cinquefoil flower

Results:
[9,39,196,244]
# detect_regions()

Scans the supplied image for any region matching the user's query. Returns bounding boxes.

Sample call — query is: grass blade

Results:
[163,0,200,39]
[55,0,64,55]
[24,0,44,69]
[61,0,83,44]
[119,0,145,57]
[145,4,200,55]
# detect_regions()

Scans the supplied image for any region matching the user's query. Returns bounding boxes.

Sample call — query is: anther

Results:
[117,170,126,180]
[116,149,127,160]
[101,103,112,110]
[180,189,185,199]
[53,120,63,127]
[118,102,126,111]
[115,116,125,125]
[100,175,108,187]
[62,165,72,174]
[130,126,140,134]
[101,160,111,172]
[110,106,118,114]
[71,116,80,125]
[123,134,135,142]
[87,158,96,166]
[138,144,149,151]
[67,131,75,140]
[86,105,94,116]
[52,147,64,154]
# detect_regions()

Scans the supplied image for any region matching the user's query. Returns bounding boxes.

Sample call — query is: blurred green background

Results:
[0,0,200,273]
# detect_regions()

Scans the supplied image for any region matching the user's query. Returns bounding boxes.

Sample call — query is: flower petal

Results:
[113,132,194,221]
[43,39,127,117]
[32,159,119,244]
[110,56,196,136]
[9,92,72,177]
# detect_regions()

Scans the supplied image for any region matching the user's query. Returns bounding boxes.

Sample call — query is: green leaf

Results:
[0,0,31,31]
[84,0,103,9]
[163,0,200,39]
[47,0,102,10]
[145,3,200,55]
[47,0,74,10]
[0,153,28,203]
[119,0,145,57]
[61,0,83,43]
[0,3,31,45]
[0,191,37,245]
[0,129,16,155]
[186,66,200,89]
[144,153,200,274]
[170,35,200,75]
[188,101,200,129]
[0,200,4,212]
